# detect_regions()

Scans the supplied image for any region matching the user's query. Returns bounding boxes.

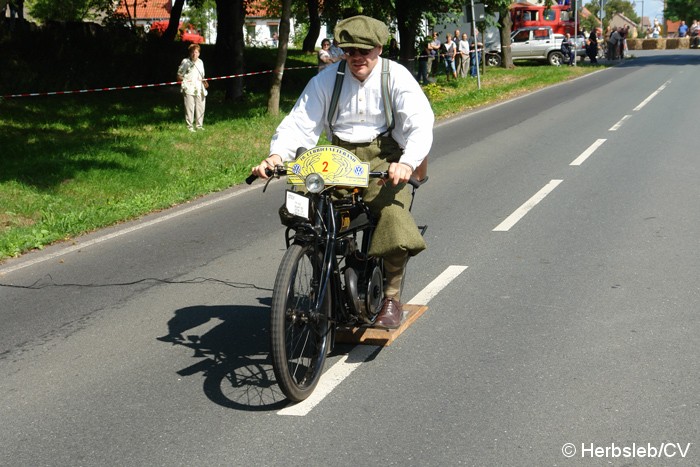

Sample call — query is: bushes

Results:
[0,22,316,96]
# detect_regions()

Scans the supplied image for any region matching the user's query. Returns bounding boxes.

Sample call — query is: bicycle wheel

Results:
[270,243,331,402]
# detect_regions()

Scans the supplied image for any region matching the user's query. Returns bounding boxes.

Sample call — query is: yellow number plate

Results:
[286,145,370,187]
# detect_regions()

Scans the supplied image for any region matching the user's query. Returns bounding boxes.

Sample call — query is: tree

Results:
[30,0,114,22]
[665,0,700,23]
[301,0,322,53]
[484,0,521,69]
[602,0,639,24]
[268,0,292,115]
[184,0,217,39]
[215,0,247,101]
[163,0,187,42]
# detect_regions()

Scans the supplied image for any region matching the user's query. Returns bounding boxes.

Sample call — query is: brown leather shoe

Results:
[374,298,403,329]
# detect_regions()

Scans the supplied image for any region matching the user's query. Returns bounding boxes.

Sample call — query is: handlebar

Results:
[246,168,427,188]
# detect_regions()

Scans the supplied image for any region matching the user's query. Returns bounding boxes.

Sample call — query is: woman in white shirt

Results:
[177,44,207,132]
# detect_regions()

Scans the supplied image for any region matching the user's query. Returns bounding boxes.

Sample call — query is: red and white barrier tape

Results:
[1,65,317,99]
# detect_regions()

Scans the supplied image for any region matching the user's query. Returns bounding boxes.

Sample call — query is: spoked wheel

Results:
[270,244,331,402]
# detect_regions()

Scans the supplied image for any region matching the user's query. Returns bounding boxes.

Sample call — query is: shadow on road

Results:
[158,299,289,411]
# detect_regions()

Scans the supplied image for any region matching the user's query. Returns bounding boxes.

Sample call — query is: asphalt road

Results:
[1,50,698,466]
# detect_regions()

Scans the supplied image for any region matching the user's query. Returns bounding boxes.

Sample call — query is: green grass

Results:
[0,58,602,261]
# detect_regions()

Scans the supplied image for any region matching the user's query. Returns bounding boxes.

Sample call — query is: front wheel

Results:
[486,53,502,67]
[270,244,331,402]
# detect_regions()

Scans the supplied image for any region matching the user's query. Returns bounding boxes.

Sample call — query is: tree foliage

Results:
[29,0,115,22]
[665,0,700,23]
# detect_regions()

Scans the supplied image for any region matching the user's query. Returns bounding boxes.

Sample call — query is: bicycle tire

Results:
[270,243,331,402]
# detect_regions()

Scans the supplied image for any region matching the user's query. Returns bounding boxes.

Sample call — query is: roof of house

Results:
[115,0,172,20]
[610,12,637,28]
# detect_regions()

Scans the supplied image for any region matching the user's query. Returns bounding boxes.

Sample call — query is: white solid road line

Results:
[570,138,607,166]
[493,180,563,232]
[277,264,468,416]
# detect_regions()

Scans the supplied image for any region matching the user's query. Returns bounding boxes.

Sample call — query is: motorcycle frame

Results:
[282,188,378,333]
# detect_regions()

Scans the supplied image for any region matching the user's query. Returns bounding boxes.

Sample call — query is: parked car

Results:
[487,26,586,67]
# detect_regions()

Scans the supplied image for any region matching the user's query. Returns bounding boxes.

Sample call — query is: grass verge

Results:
[0,58,601,261]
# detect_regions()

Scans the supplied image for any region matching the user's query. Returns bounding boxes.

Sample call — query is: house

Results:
[609,12,639,38]
[114,0,171,29]
[113,0,329,48]
[245,2,329,48]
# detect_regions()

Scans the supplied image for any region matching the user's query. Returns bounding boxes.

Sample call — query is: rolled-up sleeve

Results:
[390,64,435,170]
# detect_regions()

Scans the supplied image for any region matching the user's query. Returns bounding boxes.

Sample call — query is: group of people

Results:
[417,30,483,84]
[605,25,630,61]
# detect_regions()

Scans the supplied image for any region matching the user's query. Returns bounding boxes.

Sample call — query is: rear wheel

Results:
[270,244,330,402]
[548,51,564,66]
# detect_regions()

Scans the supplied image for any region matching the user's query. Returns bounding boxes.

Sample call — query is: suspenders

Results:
[327,58,395,138]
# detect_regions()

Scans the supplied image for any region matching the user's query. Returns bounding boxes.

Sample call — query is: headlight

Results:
[305,173,325,193]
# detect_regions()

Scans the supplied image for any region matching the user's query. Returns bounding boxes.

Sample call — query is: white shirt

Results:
[177,58,207,97]
[270,58,434,170]
[459,39,470,55]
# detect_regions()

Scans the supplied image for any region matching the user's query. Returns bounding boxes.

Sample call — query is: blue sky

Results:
[632,0,665,23]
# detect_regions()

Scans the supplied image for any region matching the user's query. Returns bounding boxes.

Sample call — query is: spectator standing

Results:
[689,20,699,47]
[678,21,688,38]
[453,29,463,76]
[469,30,483,77]
[443,33,457,79]
[428,31,441,76]
[458,32,470,77]
[387,37,400,61]
[586,29,598,64]
[177,43,207,132]
[607,27,619,60]
[619,25,629,59]
[416,40,431,85]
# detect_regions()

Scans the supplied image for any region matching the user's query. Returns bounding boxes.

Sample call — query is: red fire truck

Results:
[510,3,576,36]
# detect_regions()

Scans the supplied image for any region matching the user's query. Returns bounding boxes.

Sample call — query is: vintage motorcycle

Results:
[246,146,427,402]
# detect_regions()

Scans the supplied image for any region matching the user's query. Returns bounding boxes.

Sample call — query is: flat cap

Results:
[335,15,389,49]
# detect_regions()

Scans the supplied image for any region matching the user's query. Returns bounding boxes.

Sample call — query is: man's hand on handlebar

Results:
[252,154,283,179]
[385,162,414,187]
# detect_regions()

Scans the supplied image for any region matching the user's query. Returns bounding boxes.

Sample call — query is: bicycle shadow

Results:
[157,299,288,411]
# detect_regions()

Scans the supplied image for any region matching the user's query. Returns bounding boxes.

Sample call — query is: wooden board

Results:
[335,304,428,347]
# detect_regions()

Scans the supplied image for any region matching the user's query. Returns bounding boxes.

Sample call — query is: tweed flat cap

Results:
[335,15,389,49]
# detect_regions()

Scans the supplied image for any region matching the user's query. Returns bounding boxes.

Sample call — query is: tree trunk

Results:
[268,0,292,115]
[395,0,421,73]
[163,0,186,42]
[499,8,514,68]
[302,0,321,53]
[215,0,246,101]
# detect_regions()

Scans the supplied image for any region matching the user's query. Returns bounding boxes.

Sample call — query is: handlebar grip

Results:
[245,168,274,185]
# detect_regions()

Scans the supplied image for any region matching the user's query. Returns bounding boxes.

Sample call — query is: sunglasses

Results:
[344,47,373,57]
